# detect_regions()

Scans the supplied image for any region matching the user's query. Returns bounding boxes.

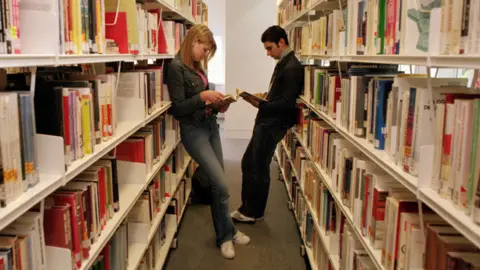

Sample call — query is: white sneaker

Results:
[231,210,256,223]
[233,231,251,245]
[220,241,235,259]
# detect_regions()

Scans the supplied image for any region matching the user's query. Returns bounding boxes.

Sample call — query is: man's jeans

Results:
[180,120,236,246]
[239,121,288,218]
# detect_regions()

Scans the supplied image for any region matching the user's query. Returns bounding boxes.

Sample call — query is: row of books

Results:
[289,109,480,269]
[171,0,197,20]
[33,72,119,167]
[278,145,377,270]
[115,111,180,175]
[284,0,480,57]
[0,91,38,206]
[302,63,480,225]
[276,0,319,26]
[3,62,171,168]
[288,10,344,57]
[194,0,208,25]
[137,176,192,270]
[90,220,129,270]
[0,0,190,55]
[126,145,188,226]
[44,155,120,269]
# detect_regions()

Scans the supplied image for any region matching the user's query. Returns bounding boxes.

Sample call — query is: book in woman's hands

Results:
[205,94,238,107]
[236,88,267,102]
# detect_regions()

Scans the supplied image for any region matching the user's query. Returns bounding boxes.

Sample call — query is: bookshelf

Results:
[277,0,480,269]
[0,54,175,69]
[0,0,207,269]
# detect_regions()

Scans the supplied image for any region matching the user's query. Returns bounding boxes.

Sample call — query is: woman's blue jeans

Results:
[180,119,237,246]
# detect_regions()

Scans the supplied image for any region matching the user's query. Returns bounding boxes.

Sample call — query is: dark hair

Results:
[261,25,289,46]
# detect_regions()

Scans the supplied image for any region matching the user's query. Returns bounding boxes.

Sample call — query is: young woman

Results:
[166,24,250,259]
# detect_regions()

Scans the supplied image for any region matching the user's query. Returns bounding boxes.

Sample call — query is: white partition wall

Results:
[224,0,277,139]
[204,0,226,90]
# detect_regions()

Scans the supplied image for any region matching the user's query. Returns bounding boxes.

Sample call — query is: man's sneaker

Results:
[233,231,251,245]
[231,210,256,223]
[220,241,235,259]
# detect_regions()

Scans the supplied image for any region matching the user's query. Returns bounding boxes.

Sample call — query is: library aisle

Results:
[165,135,308,270]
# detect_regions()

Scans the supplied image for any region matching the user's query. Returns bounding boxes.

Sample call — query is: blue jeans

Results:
[180,119,237,246]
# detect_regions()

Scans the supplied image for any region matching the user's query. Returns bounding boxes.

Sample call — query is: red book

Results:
[50,192,83,268]
[101,244,111,270]
[57,190,90,260]
[361,174,371,234]
[64,0,72,54]
[386,0,397,54]
[94,167,108,228]
[148,9,168,54]
[333,76,342,116]
[192,0,197,17]
[116,139,146,163]
[44,204,74,269]
[62,89,71,162]
[105,12,129,54]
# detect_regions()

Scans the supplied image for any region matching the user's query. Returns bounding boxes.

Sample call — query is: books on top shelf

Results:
[194,0,208,25]
[1,0,191,56]
[282,0,480,58]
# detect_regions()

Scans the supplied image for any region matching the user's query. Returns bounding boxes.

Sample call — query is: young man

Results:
[231,25,304,222]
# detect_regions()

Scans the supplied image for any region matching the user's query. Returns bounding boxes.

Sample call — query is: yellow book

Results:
[81,95,93,155]
[72,0,83,54]
[96,0,103,53]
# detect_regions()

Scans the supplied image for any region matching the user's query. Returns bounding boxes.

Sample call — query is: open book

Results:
[205,94,238,107]
[236,88,267,102]
[205,89,267,108]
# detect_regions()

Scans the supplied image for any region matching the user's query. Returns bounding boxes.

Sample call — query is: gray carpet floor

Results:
[164,135,309,270]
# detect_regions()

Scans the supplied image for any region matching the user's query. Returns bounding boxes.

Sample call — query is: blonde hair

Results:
[179,24,217,71]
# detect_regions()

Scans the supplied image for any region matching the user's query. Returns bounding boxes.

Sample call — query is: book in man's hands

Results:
[236,88,267,102]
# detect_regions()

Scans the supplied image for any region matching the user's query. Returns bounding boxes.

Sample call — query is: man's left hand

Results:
[218,103,230,113]
[244,96,261,108]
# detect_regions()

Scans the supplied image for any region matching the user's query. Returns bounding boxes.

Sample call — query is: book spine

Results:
[467,100,480,215]
[403,87,416,172]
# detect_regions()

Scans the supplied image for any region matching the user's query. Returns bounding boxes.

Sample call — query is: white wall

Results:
[204,0,226,88]
[224,0,277,139]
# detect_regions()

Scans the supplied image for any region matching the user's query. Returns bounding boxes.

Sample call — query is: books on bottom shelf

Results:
[277,145,336,270]
[0,130,181,270]
[130,168,193,270]
[287,121,480,270]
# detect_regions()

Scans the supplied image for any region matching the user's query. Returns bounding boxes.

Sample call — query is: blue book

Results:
[374,79,394,150]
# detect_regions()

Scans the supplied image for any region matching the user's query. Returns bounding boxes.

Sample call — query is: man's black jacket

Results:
[257,51,304,128]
